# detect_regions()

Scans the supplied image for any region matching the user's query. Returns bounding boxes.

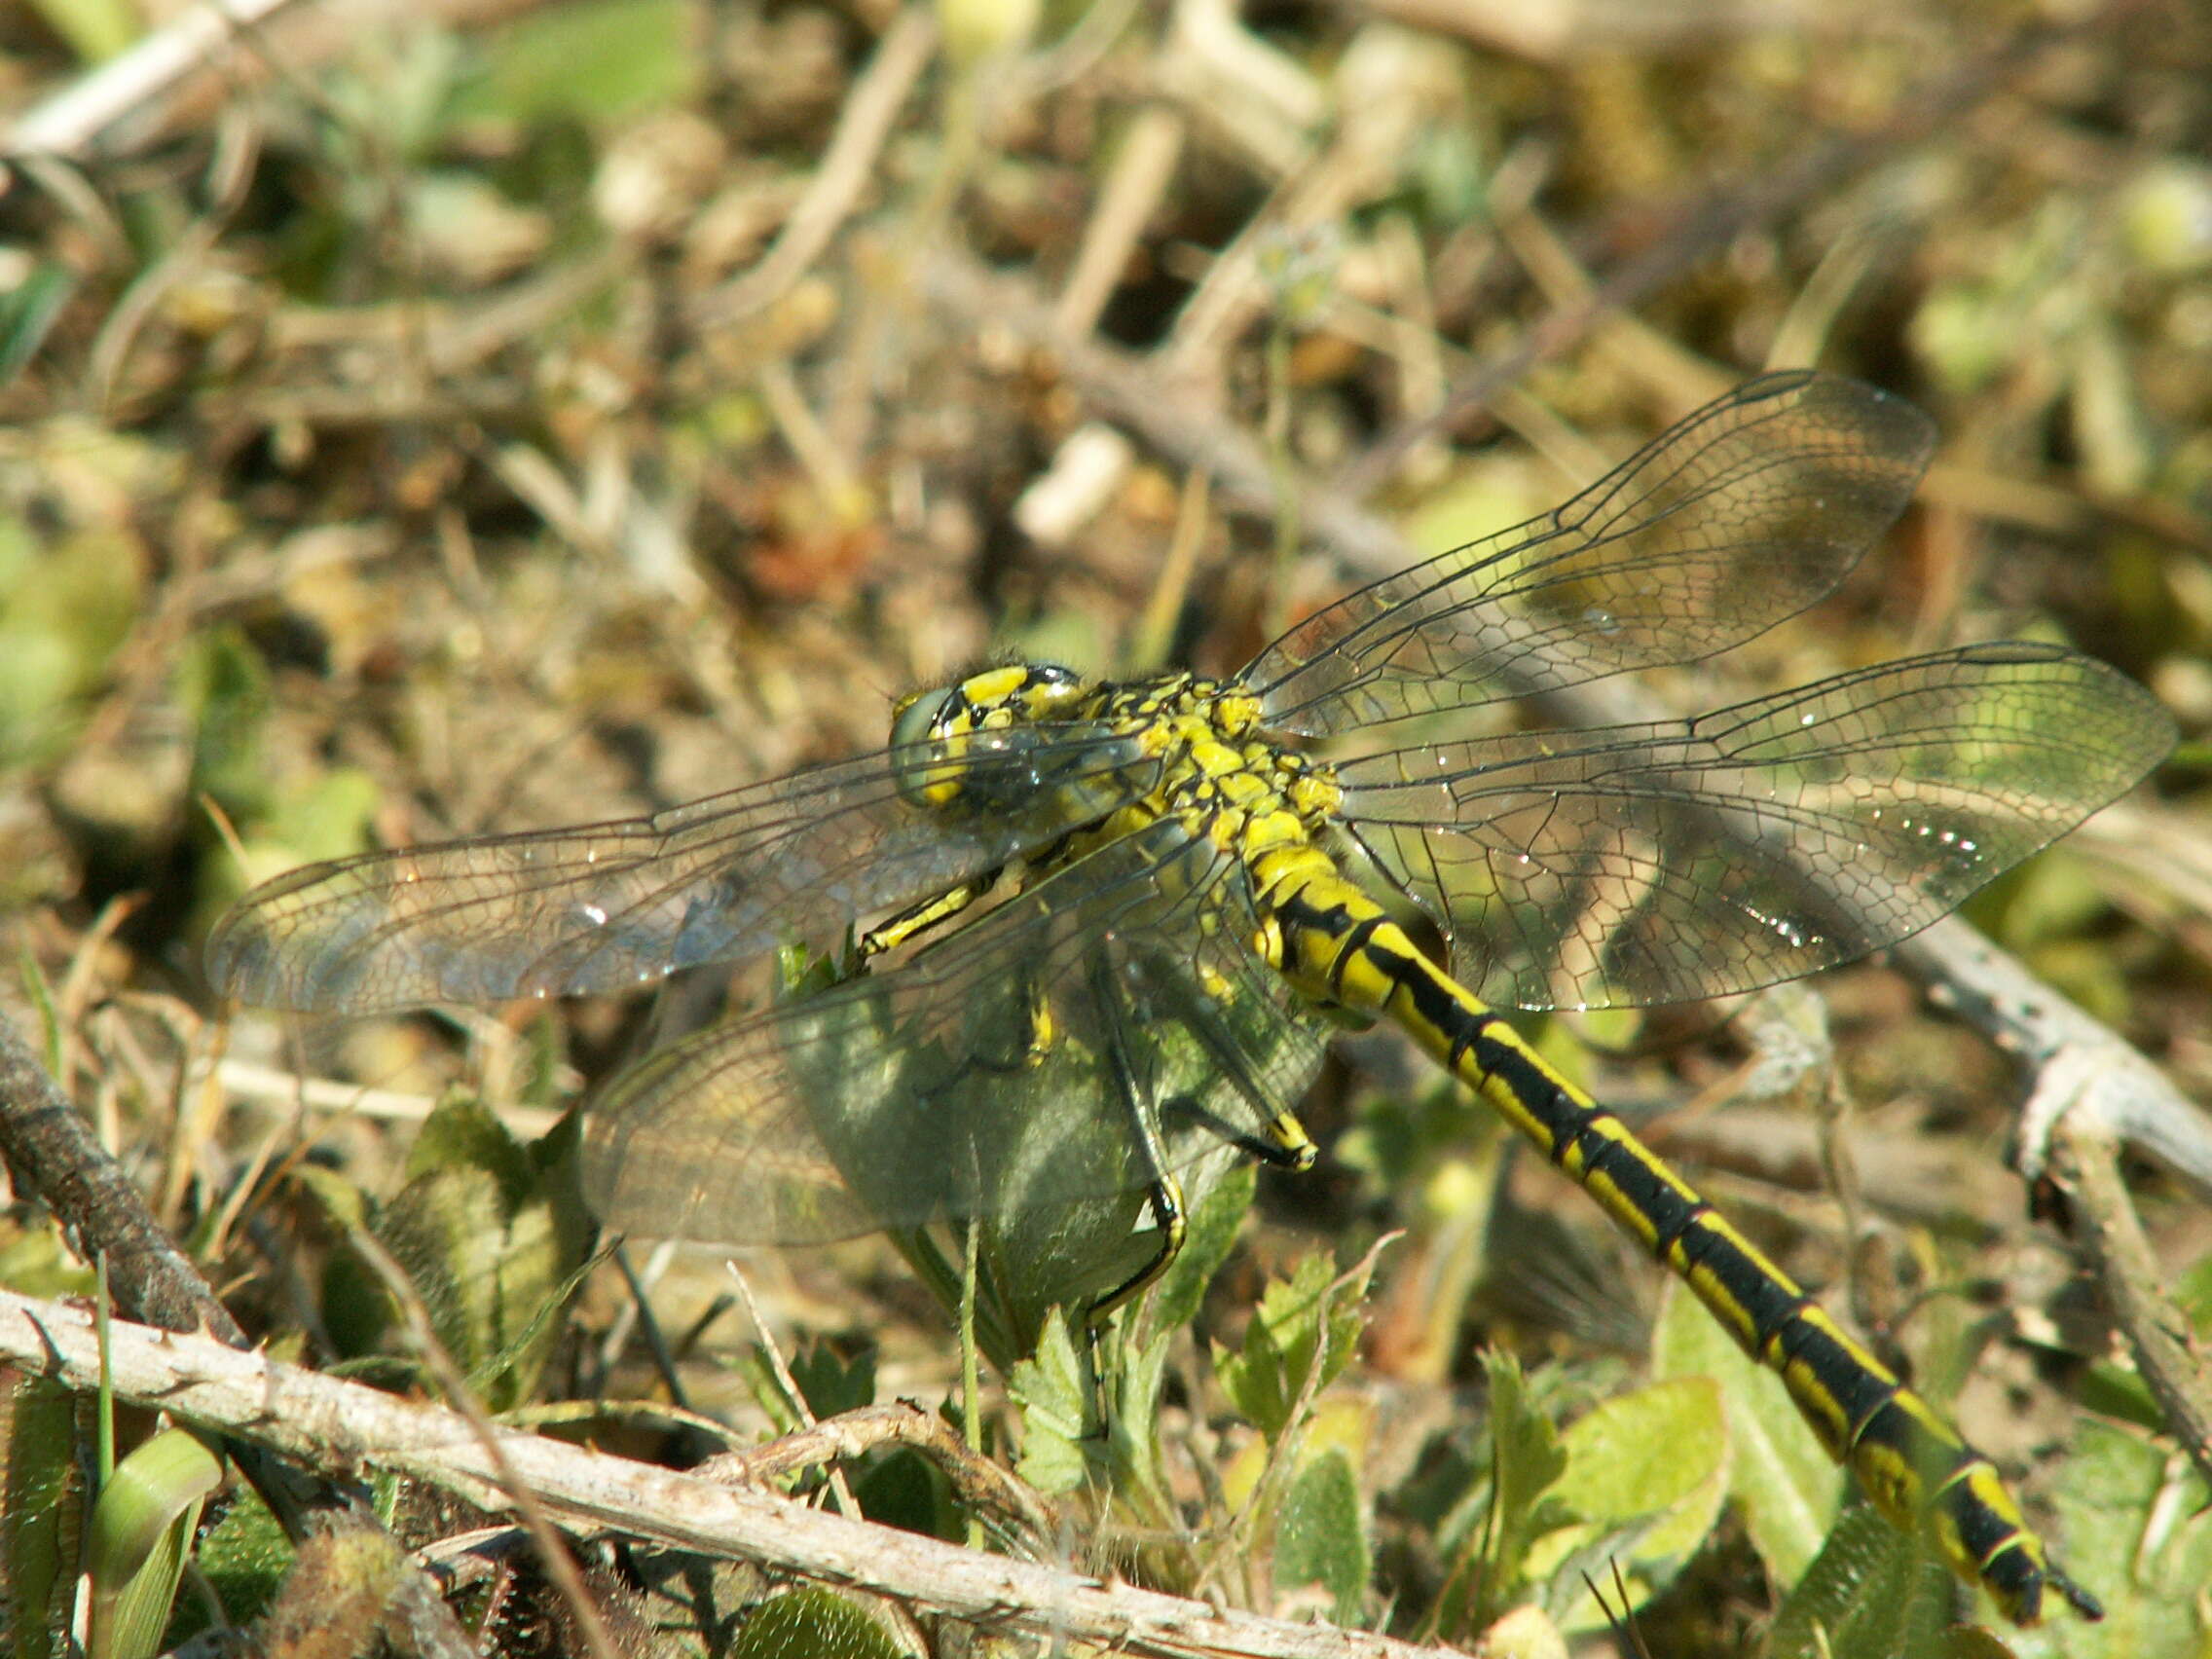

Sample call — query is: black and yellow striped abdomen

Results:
[1248,843,2099,1626]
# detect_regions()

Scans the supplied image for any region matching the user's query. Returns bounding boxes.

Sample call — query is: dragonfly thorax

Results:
[891,662,1344,866]
[1082,673,1346,865]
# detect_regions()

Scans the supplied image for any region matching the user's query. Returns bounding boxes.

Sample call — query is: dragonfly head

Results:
[891,661,1090,808]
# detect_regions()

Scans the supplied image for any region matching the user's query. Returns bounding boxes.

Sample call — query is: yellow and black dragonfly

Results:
[209,371,2173,1624]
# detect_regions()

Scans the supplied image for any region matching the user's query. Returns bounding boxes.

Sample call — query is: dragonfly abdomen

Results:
[1252,852,2094,1624]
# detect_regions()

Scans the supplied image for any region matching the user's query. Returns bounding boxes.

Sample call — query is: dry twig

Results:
[0,1288,1470,1659]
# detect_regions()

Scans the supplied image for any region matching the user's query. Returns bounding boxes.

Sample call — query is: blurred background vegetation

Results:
[0,0,2206,1651]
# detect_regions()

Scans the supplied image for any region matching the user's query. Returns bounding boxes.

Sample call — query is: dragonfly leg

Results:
[1159,1096,1317,1169]
[857,870,1001,960]
[1077,951,1190,1320]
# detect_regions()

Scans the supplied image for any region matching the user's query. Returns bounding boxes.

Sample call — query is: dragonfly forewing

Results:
[207,723,1155,1014]
[1245,371,1937,737]
[1333,642,2176,1013]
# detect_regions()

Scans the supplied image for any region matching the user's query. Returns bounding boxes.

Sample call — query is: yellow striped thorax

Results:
[890,662,1346,874]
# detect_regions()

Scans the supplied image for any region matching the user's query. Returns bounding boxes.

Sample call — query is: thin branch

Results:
[0,0,308,169]
[0,1288,1471,1659]
[694,1399,1054,1543]
[690,7,940,327]
[2046,1111,2212,1493]
[1894,919,2212,1200]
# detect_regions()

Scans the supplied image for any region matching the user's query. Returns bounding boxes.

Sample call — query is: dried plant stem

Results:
[0,1287,1468,1659]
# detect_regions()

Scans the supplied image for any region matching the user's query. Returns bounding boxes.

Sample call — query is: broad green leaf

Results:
[1008,1309,1091,1494]
[374,1093,589,1411]
[1768,1503,1956,1659]
[1526,1376,1730,1629]
[731,1588,903,1659]
[1545,1378,1726,1525]
[1651,1278,1841,1590]
[1274,1448,1370,1625]
[852,1447,961,1540]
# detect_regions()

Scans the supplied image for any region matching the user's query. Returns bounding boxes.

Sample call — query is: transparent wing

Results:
[207,723,1156,1013]
[1334,644,2174,1012]
[1243,371,1937,737]
[582,819,1331,1251]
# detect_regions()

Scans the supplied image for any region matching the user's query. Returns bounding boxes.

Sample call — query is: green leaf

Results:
[175,627,271,820]
[1216,1291,1295,1440]
[2012,1418,2212,1658]
[1008,1308,1092,1494]
[851,1443,962,1539]
[0,519,143,767]
[182,1484,293,1634]
[1486,1351,1568,1557]
[373,1093,589,1411]
[0,263,76,384]
[1274,1448,1370,1625]
[5,1379,84,1659]
[1526,1376,1730,1629]
[402,1088,533,1193]
[1102,1326,1175,1508]
[450,0,704,128]
[86,1429,223,1659]
[731,1588,903,1659]
[19,0,141,62]
[1214,1253,1367,1442]
[1439,1349,1570,1635]
[1548,1376,1726,1525]
[787,1340,878,1421]
[1651,1278,1841,1591]
[734,1337,875,1438]
[1768,1503,1957,1659]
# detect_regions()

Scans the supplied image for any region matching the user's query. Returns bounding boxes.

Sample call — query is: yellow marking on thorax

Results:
[964,664,1037,707]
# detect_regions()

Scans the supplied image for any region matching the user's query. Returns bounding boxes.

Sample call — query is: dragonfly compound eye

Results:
[891,684,960,751]
[891,684,970,808]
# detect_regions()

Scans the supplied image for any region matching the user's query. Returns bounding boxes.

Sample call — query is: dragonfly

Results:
[209,370,2174,1625]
